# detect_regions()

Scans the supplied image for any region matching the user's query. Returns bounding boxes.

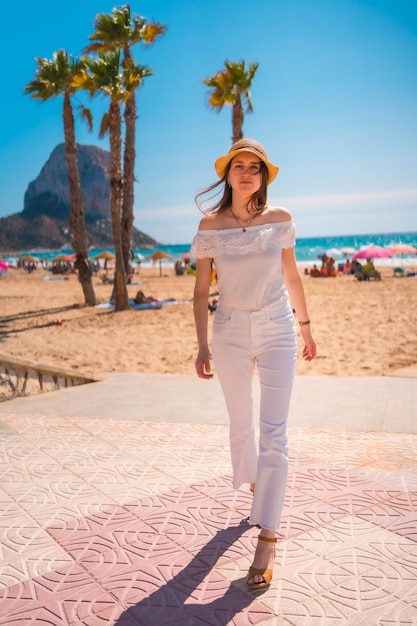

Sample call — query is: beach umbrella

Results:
[52,254,73,263]
[317,247,343,258]
[94,250,115,274]
[94,250,115,260]
[19,255,39,263]
[389,244,417,255]
[352,245,391,260]
[339,246,357,256]
[389,243,417,267]
[147,250,173,276]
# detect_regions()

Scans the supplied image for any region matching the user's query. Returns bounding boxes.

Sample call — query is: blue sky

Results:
[1,0,416,244]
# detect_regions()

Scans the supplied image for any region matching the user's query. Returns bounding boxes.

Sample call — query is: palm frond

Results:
[141,22,166,44]
[115,5,146,36]
[24,78,54,100]
[83,42,104,54]
[77,104,93,131]
[244,91,254,113]
[207,93,225,111]
[86,12,123,50]
[202,57,259,137]
[71,69,91,93]
[24,49,84,100]
[99,111,110,138]
[85,5,164,54]
[78,51,135,103]
[203,68,236,109]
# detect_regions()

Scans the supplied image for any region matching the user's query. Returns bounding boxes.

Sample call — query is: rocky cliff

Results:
[0,143,158,252]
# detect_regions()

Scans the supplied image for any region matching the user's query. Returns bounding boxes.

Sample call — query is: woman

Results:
[191,138,316,588]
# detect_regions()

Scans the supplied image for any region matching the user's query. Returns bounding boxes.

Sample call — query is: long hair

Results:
[195,160,269,216]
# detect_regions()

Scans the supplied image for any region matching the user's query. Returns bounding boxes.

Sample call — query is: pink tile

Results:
[0,563,116,624]
[126,571,273,625]
[166,519,252,568]
[82,605,140,625]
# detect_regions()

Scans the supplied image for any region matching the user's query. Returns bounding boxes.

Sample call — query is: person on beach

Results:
[191,138,316,588]
[133,290,159,305]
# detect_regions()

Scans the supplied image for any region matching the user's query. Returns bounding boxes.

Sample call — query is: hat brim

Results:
[215,148,279,184]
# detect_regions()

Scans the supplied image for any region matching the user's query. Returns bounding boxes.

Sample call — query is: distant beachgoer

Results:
[133,290,176,305]
[362,261,381,281]
[326,256,336,275]
[175,260,185,275]
[191,138,316,589]
[133,290,159,305]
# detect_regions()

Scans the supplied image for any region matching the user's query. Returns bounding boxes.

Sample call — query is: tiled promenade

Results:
[0,372,416,625]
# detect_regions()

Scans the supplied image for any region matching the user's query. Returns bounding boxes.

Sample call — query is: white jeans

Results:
[212,299,297,530]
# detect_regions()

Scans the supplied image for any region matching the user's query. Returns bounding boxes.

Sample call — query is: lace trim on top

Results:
[190,221,295,258]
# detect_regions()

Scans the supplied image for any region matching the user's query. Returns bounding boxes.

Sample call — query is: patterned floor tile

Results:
[24,502,125,532]
[371,510,417,542]
[123,489,198,514]
[279,498,348,539]
[362,560,417,601]
[1,412,417,624]
[82,545,186,605]
[125,570,273,626]
[82,605,141,625]
[166,519,254,570]
[0,501,39,529]
[291,517,417,571]
[0,525,73,589]
[138,500,230,535]
[0,563,117,625]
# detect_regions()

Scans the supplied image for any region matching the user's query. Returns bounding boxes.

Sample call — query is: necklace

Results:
[229,207,257,232]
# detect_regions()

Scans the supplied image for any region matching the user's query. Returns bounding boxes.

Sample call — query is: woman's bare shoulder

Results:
[263,206,293,222]
[198,212,223,230]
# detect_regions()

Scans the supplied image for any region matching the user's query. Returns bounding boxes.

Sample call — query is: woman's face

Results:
[228,152,263,197]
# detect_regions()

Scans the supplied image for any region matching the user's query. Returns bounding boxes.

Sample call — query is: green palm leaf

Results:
[202,59,259,141]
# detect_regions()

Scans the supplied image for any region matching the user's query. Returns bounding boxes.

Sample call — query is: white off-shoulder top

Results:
[190,221,295,310]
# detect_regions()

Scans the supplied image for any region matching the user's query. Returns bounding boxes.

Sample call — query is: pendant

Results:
[242,228,246,232]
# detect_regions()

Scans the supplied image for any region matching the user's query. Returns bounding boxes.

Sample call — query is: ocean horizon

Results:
[3,229,417,267]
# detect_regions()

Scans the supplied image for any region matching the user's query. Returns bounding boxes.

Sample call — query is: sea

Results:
[4,230,417,268]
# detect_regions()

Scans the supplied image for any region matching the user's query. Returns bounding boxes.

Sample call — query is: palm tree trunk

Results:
[63,93,96,306]
[109,99,130,311]
[121,92,136,276]
[232,94,244,143]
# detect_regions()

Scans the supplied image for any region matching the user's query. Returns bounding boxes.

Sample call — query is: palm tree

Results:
[203,60,259,143]
[77,52,151,311]
[24,50,96,306]
[85,4,166,275]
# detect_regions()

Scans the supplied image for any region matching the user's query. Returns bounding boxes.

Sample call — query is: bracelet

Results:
[298,320,311,326]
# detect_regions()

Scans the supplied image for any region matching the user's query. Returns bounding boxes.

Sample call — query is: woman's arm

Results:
[282,247,317,361]
[193,257,214,378]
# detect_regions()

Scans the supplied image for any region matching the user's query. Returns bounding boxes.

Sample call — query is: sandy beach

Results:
[1,263,416,379]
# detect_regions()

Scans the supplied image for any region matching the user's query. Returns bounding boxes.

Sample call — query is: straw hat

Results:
[214,138,279,184]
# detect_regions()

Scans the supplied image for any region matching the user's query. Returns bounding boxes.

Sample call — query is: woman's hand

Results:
[195,346,214,379]
[300,327,317,361]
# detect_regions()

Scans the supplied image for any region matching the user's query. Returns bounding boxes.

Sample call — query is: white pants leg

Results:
[212,301,297,531]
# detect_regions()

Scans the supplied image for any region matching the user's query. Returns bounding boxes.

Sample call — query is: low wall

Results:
[0,352,97,402]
